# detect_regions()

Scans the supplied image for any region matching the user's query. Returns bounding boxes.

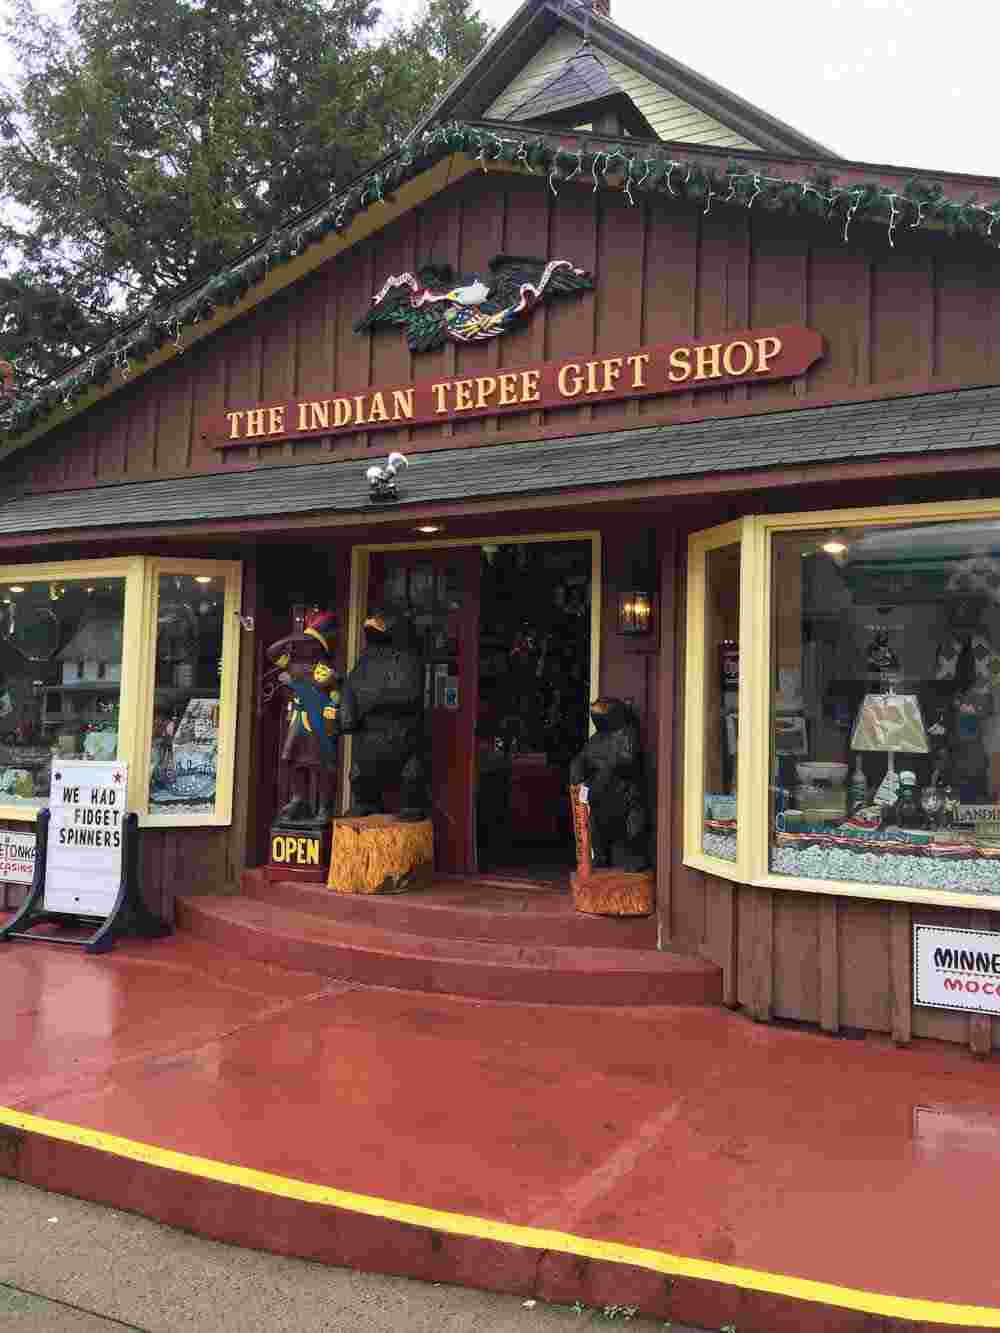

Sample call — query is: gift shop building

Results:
[5,0,1000,1050]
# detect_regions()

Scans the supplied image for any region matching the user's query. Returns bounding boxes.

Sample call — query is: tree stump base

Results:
[570,869,654,917]
[327,815,434,895]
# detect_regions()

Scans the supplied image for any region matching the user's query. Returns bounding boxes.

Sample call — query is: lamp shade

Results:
[850,693,929,754]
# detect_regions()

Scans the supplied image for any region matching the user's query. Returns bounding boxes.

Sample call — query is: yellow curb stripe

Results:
[2,1104,997,1327]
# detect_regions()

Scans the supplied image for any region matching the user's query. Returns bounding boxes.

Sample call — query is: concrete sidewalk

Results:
[0,1179,697,1333]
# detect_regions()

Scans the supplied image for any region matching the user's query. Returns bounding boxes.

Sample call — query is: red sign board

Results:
[202,324,822,449]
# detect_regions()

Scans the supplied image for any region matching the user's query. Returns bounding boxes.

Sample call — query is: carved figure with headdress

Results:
[265,609,341,824]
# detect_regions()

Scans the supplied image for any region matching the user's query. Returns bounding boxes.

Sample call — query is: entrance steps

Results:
[175,869,722,1006]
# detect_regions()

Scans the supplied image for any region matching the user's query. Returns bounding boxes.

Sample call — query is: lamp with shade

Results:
[849,690,929,808]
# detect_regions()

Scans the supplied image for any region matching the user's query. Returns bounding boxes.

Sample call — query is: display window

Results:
[0,557,241,825]
[683,522,753,875]
[685,501,1000,908]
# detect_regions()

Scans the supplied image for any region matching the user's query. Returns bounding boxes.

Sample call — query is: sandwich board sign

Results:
[43,761,127,915]
[0,758,170,953]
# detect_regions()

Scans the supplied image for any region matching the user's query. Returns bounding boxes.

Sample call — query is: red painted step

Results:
[177,893,722,1006]
[241,867,658,949]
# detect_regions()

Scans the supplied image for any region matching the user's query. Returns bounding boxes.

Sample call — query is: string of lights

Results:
[6,121,1000,441]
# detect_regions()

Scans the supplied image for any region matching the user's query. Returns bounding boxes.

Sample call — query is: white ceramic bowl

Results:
[796,762,849,785]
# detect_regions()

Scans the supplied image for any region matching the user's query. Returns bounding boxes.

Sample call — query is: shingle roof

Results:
[509,43,623,120]
[3,385,1000,537]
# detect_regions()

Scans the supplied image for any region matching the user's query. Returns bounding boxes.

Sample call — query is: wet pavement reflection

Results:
[3,926,1000,1310]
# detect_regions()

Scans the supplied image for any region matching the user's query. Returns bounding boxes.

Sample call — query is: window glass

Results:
[702,543,740,862]
[770,519,1000,895]
[0,576,126,808]
[148,573,224,815]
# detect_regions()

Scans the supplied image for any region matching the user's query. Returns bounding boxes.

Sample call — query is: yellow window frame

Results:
[684,497,1000,910]
[135,557,243,828]
[0,556,241,827]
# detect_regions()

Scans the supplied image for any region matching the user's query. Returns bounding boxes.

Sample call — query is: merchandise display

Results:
[755,519,1000,895]
[0,578,125,806]
[148,574,226,814]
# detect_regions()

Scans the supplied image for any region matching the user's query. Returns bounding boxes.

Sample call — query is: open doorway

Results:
[476,540,593,878]
[352,534,598,881]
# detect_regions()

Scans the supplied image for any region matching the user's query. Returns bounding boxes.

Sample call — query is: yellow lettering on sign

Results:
[722,340,754,376]
[520,368,541,402]
[558,363,583,397]
[353,395,367,425]
[431,382,449,413]
[453,379,474,411]
[392,389,414,420]
[585,360,600,394]
[755,335,783,372]
[475,376,497,409]
[601,357,623,392]
[307,840,320,866]
[498,372,519,406]
[332,398,352,428]
[627,353,649,388]
[272,835,286,862]
[307,400,330,429]
[268,405,285,435]
[693,344,723,381]
[667,347,692,382]
[226,410,245,439]
[296,837,307,862]
[368,392,388,424]
[246,408,266,437]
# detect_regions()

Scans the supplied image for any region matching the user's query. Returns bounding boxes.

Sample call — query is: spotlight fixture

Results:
[9,585,24,593]
[195,576,213,584]
[416,525,442,534]
[822,541,848,555]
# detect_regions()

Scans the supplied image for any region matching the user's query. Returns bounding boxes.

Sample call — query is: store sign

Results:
[44,761,126,916]
[0,829,35,884]
[914,924,1000,1016]
[270,831,322,867]
[202,323,823,450]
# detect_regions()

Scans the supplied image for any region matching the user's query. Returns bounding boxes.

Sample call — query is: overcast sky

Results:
[1,0,997,181]
[472,0,1000,180]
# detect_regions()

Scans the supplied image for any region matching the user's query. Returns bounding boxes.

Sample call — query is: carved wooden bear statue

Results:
[569,697,650,872]
[336,611,428,820]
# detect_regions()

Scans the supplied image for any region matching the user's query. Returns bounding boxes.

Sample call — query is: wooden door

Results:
[367,548,480,874]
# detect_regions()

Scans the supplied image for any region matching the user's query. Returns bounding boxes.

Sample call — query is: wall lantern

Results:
[618,588,653,635]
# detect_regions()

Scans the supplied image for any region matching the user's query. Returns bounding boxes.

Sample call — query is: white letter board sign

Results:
[914,924,1000,1017]
[44,761,127,916]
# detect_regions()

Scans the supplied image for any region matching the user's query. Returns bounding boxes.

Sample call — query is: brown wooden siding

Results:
[13,173,1000,496]
[666,486,1000,1055]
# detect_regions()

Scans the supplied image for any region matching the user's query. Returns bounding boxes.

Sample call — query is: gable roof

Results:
[410,0,837,158]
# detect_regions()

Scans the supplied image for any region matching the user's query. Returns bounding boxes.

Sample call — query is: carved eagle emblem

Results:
[354,255,593,352]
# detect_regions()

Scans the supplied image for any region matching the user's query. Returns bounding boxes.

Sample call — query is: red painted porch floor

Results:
[3,914,1000,1331]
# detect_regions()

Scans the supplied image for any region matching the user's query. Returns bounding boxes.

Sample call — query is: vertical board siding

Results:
[737,885,774,1022]
[15,178,1000,495]
[771,890,820,1024]
[639,203,698,421]
[453,187,505,442]
[870,251,935,386]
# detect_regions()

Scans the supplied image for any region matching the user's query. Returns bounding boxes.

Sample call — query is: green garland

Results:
[6,120,1000,441]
